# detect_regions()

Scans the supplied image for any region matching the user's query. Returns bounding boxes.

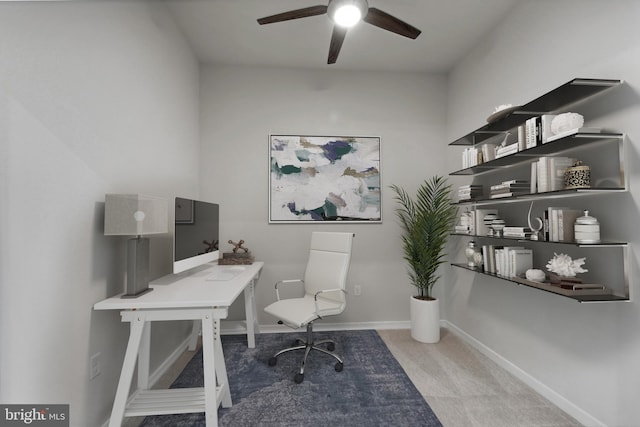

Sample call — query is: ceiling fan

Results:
[257,0,421,64]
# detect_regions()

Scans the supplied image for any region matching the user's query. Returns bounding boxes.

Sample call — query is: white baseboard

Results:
[443,320,605,427]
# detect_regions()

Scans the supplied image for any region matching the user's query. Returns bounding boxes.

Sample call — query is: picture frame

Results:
[269,134,381,223]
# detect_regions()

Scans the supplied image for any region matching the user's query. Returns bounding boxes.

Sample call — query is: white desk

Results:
[94,261,263,427]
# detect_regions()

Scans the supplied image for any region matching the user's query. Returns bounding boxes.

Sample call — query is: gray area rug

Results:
[140,329,442,426]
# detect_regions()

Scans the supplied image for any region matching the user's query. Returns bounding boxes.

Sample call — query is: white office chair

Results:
[264,231,354,383]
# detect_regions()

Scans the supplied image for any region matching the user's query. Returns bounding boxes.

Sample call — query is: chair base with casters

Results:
[268,322,343,384]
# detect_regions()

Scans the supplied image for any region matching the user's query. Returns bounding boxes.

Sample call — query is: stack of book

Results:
[457,184,483,201]
[495,142,519,158]
[489,180,530,199]
[502,226,533,238]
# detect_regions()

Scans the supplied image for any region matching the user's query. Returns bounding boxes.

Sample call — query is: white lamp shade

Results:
[104,194,168,236]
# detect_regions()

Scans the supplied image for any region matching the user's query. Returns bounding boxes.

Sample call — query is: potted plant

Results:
[391,176,457,343]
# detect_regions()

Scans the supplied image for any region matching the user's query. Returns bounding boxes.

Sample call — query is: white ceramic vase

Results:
[410,296,440,343]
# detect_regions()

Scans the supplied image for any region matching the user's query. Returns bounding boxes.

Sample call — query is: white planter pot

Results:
[410,296,440,343]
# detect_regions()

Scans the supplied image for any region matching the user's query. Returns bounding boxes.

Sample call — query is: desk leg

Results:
[137,321,151,389]
[213,318,232,408]
[243,279,259,348]
[201,314,225,426]
[108,316,145,427]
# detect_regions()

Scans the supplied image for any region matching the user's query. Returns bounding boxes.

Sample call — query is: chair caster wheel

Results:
[335,362,343,372]
[294,373,304,384]
[268,357,277,366]
[327,342,335,351]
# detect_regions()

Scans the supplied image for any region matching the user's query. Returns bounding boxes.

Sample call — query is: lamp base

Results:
[121,287,153,299]
[121,237,153,298]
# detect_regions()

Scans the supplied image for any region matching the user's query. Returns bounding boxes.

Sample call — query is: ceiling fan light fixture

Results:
[328,0,368,28]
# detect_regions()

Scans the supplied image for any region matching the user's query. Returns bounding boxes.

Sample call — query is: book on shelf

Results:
[462,147,483,168]
[539,114,557,144]
[517,126,526,151]
[489,191,528,199]
[479,244,531,276]
[472,209,498,236]
[530,162,537,193]
[503,226,532,238]
[489,180,530,198]
[545,207,582,242]
[525,117,537,148]
[509,248,533,277]
[495,142,519,158]
[511,276,612,296]
[458,188,483,201]
[481,244,499,274]
[525,115,557,147]
[494,246,533,277]
[481,245,490,272]
[535,156,575,192]
[555,282,606,290]
[481,143,497,162]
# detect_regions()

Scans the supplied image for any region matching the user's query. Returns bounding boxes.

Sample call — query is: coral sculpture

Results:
[545,253,588,277]
[550,112,584,135]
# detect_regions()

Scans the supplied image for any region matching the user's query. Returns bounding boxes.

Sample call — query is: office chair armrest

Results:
[314,288,347,315]
[274,279,304,301]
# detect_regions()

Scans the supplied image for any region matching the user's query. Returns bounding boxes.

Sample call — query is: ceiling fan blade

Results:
[257,5,328,25]
[327,25,348,64]
[363,7,421,39]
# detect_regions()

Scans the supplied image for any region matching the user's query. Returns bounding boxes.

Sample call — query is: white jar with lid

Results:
[574,210,600,243]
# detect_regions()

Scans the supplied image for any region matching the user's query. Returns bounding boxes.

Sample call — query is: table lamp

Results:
[104,194,168,298]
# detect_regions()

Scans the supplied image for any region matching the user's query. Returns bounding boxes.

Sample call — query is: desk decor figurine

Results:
[527,201,543,241]
[219,239,255,265]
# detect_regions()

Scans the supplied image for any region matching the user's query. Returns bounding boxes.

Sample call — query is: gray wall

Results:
[446,1,640,425]
[199,65,450,325]
[0,2,200,426]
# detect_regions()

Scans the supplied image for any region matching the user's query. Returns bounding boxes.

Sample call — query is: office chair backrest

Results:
[304,232,354,305]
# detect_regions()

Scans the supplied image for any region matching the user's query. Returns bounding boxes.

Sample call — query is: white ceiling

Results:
[166,0,522,73]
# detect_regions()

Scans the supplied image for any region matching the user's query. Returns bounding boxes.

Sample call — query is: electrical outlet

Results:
[353,284,361,296]
[90,352,101,380]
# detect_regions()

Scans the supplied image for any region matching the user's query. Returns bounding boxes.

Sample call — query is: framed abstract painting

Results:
[269,135,381,223]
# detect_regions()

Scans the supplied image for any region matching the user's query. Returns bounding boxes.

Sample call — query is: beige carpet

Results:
[377,329,582,427]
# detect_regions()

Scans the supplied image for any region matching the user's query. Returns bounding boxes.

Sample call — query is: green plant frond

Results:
[391,176,458,298]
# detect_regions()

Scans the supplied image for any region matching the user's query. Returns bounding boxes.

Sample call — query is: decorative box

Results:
[219,252,254,265]
[564,160,591,189]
